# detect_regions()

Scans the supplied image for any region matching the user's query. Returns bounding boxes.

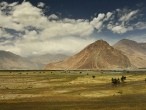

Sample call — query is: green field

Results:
[0,70,146,110]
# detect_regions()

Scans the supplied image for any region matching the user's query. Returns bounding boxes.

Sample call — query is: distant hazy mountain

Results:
[114,39,146,68]
[0,50,40,70]
[45,40,131,70]
[139,43,146,50]
[28,53,69,65]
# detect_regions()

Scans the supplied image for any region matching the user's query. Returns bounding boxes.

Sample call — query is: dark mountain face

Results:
[45,40,132,70]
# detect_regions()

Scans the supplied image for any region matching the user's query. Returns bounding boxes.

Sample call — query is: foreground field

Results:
[0,70,146,110]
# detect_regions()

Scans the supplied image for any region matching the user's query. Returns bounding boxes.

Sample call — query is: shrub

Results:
[92,75,95,79]
[111,78,120,85]
[121,76,126,82]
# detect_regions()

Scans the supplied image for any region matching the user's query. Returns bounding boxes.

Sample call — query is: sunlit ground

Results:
[0,70,146,110]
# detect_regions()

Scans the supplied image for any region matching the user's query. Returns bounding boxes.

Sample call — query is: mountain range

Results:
[114,39,146,68]
[28,54,69,65]
[0,50,39,70]
[45,40,132,70]
[0,51,68,70]
[0,39,146,70]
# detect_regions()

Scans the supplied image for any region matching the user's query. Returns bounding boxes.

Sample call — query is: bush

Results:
[121,76,126,82]
[111,78,120,85]
[92,75,95,79]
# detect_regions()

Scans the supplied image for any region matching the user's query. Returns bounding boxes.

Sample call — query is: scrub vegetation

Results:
[0,70,146,110]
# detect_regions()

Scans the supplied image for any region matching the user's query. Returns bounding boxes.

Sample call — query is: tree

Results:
[111,78,120,85]
[121,76,126,83]
[92,75,95,79]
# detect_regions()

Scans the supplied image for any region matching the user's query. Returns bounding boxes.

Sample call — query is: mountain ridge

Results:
[114,39,146,68]
[45,40,132,70]
[0,50,40,70]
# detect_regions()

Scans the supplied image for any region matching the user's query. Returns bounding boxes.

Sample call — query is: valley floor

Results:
[0,70,146,110]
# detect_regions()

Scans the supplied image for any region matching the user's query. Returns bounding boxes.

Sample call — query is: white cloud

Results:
[119,10,139,22]
[0,1,8,10]
[12,2,46,29]
[105,12,113,21]
[134,22,146,30]
[37,2,45,8]
[126,34,146,43]
[90,13,105,31]
[1,36,95,56]
[0,1,45,31]
[0,1,95,56]
[110,25,133,34]
[8,2,18,7]
[0,1,146,56]
[109,25,127,34]
[48,14,59,20]
[106,9,143,34]
[90,12,113,32]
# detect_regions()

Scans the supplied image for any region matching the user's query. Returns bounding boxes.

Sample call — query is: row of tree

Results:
[111,76,126,85]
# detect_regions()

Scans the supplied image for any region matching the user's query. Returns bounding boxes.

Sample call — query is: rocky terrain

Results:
[114,39,146,68]
[45,40,132,70]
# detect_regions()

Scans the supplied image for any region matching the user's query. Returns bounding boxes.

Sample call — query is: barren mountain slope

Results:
[114,39,146,68]
[45,40,131,70]
[0,50,40,70]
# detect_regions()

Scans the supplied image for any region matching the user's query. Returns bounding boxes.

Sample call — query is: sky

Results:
[0,0,146,57]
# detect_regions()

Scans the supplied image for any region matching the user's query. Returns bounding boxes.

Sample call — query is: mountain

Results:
[28,53,69,65]
[139,43,146,50]
[45,40,131,70]
[114,39,146,68]
[0,50,40,70]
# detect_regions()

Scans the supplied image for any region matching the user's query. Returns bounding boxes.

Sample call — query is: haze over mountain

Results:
[0,50,40,70]
[45,40,132,70]
[140,43,146,50]
[114,39,146,68]
[28,53,69,65]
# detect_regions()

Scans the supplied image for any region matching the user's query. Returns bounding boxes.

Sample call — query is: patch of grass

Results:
[0,70,146,109]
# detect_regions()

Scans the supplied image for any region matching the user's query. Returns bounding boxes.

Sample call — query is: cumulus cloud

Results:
[108,25,127,34]
[106,8,144,34]
[107,23,133,34]
[119,10,139,22]
[126,34,146,43]
[37,2,45,8]
[16,37,95,56]
[90,12,113,31]
[0,1,95,56]
[48,14,59,20]
[134,22,146,30]
[90,13,105,31]
[0,1,146,56]
[105,12,113,21]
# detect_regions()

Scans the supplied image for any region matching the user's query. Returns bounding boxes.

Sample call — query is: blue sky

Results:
[0,0,146,56]
[4,0,146,18]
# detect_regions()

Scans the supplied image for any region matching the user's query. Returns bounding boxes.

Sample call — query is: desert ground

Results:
[0,70,146,110]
